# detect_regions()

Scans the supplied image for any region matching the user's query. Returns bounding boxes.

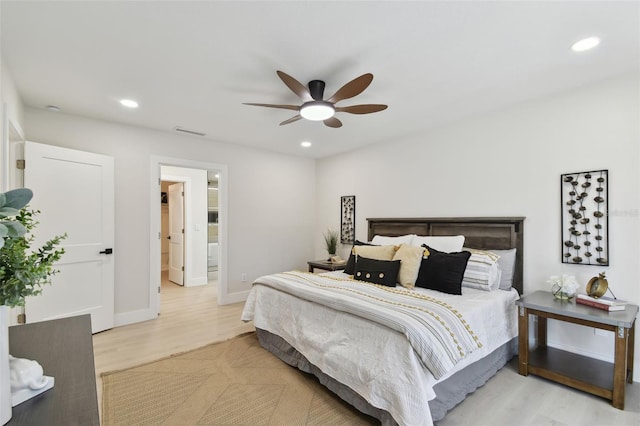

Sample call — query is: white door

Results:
[168,183,184,285]
[24,141,115,333]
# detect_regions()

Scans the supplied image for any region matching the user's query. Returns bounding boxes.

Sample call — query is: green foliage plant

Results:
[323,229,339,255]
[0,189,66,307]
[0,188,33,249]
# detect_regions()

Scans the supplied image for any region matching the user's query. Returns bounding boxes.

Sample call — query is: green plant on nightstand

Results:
[323,229,339,259]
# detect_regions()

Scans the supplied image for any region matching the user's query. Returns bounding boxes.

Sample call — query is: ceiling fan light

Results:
[300,102,335,121]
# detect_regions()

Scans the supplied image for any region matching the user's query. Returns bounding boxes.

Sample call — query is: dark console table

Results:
[7,314,99,425]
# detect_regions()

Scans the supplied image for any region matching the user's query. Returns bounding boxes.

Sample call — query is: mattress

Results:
[241,270,519,425]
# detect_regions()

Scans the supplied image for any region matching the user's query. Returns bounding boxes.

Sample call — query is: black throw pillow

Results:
[415,245,471,295]
[344,240,375,275]
[353,257,401,287]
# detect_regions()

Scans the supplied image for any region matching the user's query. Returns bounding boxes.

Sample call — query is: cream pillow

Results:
[392,244,427,289]
[353,245,397,261]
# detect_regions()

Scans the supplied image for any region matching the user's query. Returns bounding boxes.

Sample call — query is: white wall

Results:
[1,59,25,191]
[0,57,25,139]
[161,165,208,286]
[1,60,27,325]
[316,73,639,380]
[24,108,316,324]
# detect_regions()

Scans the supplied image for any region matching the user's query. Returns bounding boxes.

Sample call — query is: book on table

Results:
[576,293,628,306]
[576,296,626,311]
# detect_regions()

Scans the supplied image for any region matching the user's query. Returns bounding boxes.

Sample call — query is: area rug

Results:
[101,332,376,425]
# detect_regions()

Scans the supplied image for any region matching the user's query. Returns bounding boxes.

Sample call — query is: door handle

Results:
[99,248,113,255]
[167,236,171,240]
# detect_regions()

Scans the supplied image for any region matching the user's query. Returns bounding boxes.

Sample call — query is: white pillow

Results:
[411,235,465,253]
[371,234,415,246]
[461,248,501,291]
[492,248,517,291]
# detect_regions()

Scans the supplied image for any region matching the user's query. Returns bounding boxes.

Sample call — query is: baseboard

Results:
[547,340,613,363]
[114,308,157,327]
[219,289,249,305]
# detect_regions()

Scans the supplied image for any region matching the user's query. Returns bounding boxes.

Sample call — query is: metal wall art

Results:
[340,195,355,244]
[561,169,608,265]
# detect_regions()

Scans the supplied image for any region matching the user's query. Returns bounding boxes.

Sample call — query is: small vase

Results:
[551,283,575,301]
[0,306,11,424]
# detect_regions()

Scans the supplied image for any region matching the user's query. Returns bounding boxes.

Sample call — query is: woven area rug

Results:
[101,332,377,425]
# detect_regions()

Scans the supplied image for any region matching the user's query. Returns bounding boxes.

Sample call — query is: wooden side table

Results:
[7,314,99,425]
[307,260,347,273]
[516,291,637,409]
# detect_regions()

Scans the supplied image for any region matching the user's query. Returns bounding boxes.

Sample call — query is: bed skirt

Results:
[255,328,517,425]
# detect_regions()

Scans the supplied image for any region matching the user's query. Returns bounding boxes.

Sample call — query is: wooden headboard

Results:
[367,217,525,295]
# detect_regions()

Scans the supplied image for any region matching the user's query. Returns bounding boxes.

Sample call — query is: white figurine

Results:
[9,355,48,392]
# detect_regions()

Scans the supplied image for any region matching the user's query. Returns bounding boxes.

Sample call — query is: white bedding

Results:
[241,270,519,426]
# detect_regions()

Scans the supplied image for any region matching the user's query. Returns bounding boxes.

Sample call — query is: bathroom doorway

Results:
[207,171,220,282]
[151,157,228,317]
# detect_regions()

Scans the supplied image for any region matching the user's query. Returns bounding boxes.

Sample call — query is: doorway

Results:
[207,171,219,282]
[160,180,185,285]
[150,157,228,317]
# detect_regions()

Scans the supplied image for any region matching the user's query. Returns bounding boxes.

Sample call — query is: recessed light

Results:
[120,99,139,108]
[571,37,600,52]
[46,105,61,112]
[301,141,312,148]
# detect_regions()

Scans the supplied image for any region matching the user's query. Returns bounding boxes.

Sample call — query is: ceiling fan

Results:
[243,71,388,128]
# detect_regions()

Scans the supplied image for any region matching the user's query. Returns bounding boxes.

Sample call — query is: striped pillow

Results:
[461,248,502,291]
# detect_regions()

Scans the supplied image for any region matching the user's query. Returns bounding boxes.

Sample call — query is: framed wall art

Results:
[561,169,608,265]
[340,195,355,244]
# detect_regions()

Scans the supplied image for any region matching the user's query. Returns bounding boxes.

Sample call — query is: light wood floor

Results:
[92,272,254,420]
[93,275,639,425]
[435,358,640,426]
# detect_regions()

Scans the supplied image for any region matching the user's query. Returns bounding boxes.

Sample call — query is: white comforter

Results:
[241,271,518,426]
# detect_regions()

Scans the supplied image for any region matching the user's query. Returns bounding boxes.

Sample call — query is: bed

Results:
[242,217,525,425]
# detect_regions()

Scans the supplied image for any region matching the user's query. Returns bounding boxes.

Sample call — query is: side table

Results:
[516,290,637,409]
[7,314,99,425]
[307,260,347,273]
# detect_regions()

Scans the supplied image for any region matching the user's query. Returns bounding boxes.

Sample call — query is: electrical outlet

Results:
[241,273,247,282]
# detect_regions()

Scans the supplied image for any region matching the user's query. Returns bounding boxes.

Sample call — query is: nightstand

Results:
[516,290,638,409]
[307,260,346,273]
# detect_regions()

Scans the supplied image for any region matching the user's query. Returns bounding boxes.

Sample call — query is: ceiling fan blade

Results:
[279,115,303,126]
[243,103,299,111]
[323,117,342,128]
[335,104,388,114]
[327,73,374,104]
[276,71,313,102]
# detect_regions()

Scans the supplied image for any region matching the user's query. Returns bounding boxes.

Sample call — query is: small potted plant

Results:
[323,229,339,261]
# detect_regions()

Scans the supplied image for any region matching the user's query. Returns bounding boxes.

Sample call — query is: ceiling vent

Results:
[174,126,206,137]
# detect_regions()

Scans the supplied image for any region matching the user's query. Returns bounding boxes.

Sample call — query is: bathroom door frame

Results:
[150,156,229,315]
